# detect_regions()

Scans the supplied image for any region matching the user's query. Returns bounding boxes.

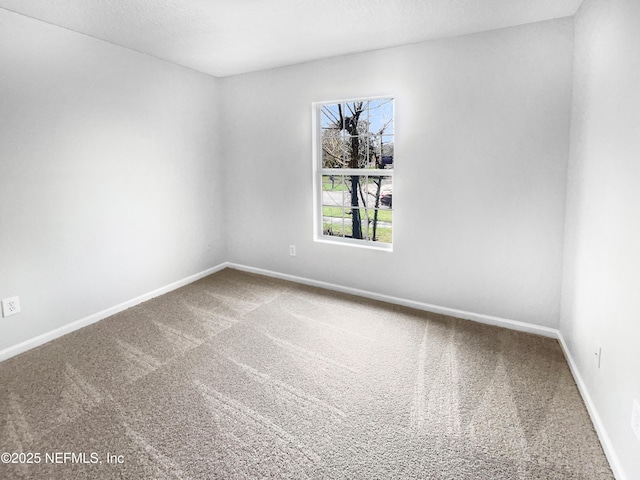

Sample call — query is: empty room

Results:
[1,0,638,479]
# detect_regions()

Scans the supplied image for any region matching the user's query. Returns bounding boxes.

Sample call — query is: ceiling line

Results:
[0,6,218,79]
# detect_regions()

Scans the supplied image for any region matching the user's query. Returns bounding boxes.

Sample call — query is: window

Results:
[313,97,394,249]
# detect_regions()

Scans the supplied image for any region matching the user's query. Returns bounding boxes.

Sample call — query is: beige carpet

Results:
[0,268,613,479]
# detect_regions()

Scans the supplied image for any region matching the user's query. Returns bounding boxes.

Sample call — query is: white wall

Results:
[561,0,640,478]
[220,18,573,328]
[0,9,224,352]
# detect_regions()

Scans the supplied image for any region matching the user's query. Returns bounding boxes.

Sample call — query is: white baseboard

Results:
[0,262,229,363]
[227,262,559,338]
[557,333,627,480]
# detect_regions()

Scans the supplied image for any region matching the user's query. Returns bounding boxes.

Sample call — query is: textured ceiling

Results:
[0,0,584,77]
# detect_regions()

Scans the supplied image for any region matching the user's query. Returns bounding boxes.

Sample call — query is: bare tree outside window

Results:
[316,98,394,246]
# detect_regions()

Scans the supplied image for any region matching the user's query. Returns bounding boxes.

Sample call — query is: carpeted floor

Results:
[0,268,613,479]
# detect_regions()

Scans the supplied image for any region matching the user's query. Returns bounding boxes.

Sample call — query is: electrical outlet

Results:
[1,296,21,317]
[289,245,296,256]
[632,399,640,440]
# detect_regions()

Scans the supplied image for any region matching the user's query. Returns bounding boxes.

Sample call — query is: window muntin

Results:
[315,98,394,248]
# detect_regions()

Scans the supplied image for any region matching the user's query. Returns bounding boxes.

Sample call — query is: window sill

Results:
[314,236,393,252]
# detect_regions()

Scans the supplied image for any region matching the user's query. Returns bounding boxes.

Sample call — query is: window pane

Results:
[340,134,368,168]
[322,206,350,239]
[321,130,347,168]
[321,104,341,130]
[361,178,375,209]
[368,98,394,135]
[358,176,387,208]
[355,175,370,208]
[322,175,346,207]
[359,176,392,209]
[381,135,394,168]
[372,208,392,243]
[323,222,345,238]
[322,205,347,220]
[369,134,382,167]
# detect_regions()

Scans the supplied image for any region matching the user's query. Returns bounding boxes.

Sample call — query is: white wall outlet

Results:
[1,296,21,317]
[593,343,602,369]
[631,399,640,440]
[289,245,296,256]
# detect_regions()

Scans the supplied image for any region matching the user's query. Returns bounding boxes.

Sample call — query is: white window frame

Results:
[312,96,394,251]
